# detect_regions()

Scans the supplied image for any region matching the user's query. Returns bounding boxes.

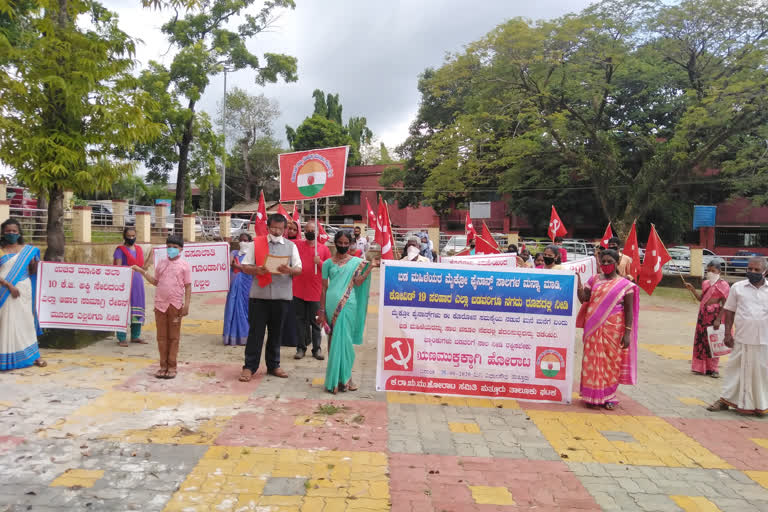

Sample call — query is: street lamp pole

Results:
[220,68,228,212]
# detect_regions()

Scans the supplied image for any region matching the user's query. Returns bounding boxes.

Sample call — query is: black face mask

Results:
[124,237,136,246]
[335,245,349,254]
[543,256,555,265]
[746,271,765,285]
[304,232,316,241]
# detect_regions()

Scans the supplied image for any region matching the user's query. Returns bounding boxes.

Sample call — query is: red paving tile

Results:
[203,296,228,305]
[666,417,768,470]
[0,436,25,454]
[214,397,388,451]
[519,391,653,416]
[116,362,262,395]
[389,453,600,511]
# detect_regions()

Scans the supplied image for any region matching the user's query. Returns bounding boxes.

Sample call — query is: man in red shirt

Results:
[293,220,332,360]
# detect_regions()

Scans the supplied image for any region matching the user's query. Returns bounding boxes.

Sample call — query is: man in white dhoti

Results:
[708,256,768,415]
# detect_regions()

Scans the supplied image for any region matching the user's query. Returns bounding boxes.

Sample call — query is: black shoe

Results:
[294,350,306,360]
[312,350,325,361]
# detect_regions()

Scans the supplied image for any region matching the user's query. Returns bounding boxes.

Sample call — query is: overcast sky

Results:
[104,0,594,154]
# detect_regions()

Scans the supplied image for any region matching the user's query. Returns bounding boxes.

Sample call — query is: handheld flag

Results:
[277,203,289,218]
[622,222,641,282]
[365,197,377,227]
[638,225,671,295]
[600,223,614,248]
[549,206,567,242]
[475,234,501,255]
[279,146,349,201]
[317,223,330,244]
[291,202,301,232]
[481,221,499,250]
[254,190,267,237]
[465,212,477,242]
[376,196,395,260]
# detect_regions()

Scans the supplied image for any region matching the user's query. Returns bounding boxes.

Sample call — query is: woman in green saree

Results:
[319,230,378,394]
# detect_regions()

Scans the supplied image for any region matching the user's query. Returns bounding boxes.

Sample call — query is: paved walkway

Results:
[2,273,768,511]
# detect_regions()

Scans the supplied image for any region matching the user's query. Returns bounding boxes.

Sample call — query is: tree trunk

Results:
[174,102,196,234]
[44,186,65,262]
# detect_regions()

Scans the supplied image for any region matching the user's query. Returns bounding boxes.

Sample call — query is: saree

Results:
[223,251,253,346]
[0,245,42,370]
[692,279,730,374]
[114,245,146,341]
[580,275,640,405]
[323,257,371,391]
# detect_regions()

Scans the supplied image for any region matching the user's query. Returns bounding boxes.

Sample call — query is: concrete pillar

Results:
[154,204,167,232]
[507,232,519,250]
[690,248,703,277]
[135,212,151,244]
[428,227,440,256]
[183,214,196,242]
[72,206,92,243]
[111,199,127,227]
[218,212,231,241]
[63,190,74,220]
[0,200,9,224]
[0,183,6,201]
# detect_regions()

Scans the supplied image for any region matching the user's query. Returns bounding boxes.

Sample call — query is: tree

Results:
[226,136,282,203]
[398,0,768,239]
[0,0,162,260]
[219,87,280,202]
[151,0,297,230]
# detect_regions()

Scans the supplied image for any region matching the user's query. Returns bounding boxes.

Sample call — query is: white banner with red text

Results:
[562,256,596,284]
[153,242,230,293]
[376,260,577,403]
[442,253,518,268]
[36,262,133,332]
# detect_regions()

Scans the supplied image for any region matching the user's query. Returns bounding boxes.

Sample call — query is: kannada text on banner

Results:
[36,262,133,332]
[376,260,577,403]
[562,256,596,284]
[153,242,230,293]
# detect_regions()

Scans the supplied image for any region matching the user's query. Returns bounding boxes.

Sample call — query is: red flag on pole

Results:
[365,197,377,227]
[465,212,477,242]
[254,190,267,237]
[548,206,567,242]
[481,221,499,250]
[277,203,289,218]
[638,225,671,295]
[600,223,614,248]
[376,196,395,260]
[279,146,349,201]
[475,234,501,255]
[622,222,641,282]
[291,202,301,232]
[317,223,330,244]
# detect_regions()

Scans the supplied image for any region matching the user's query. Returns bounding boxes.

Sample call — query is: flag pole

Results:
[314,198,318,274]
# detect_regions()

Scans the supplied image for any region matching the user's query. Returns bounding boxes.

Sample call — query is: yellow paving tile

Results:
[386,392,519,409]
[746,470,768,489]
[311,377,325,387]
[670,495,721,511]
[50,469,104,488]
[751,439,768,450]
[641,344,729,363]
[164,447,390,512]
[448,422,482,434]
[105,416,231,445]
[678,397,709,407]
[527,410,732,469]
[469,485,515,505]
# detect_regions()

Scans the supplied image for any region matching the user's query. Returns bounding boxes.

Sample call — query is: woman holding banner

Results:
[576,249,639,410]
[113,227,147,347]
[223,233,254,345]
[0,218,45,370]
[684,259,729,378]
[319,231,377,394]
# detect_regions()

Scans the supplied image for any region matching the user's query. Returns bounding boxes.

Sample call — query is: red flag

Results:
[481,221,499,250]
[475,235,500,255]
[548,206,567,242]
[465,212,477,242]
[376,196,395,260]
[365,197,377,227]
[600,223,614,248]
[317,223,330,244]
[254,190,267,237]
[279,146,349,201]
[623,222,641,282]
[291,202,301,232]
[277,203,289,218]
[638,225,671,295]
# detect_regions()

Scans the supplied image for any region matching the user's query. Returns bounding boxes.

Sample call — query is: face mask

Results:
[407,246,420,259]
[420,243,428,251]
[3,233,20,244]
[304,231,316,241]
[335,245,349,254]
[746,271,765,285]
[543,256,555,266]
[167,247,181,259]
[706,271,719,284]
[124,237,136,246]
[601,263,616,275]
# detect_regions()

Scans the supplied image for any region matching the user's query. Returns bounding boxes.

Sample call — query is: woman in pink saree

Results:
[577,249,640,410]
[685,259,729,378]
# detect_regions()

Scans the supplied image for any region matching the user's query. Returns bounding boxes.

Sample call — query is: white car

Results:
[441,235,468,257]
[663,246,718,275]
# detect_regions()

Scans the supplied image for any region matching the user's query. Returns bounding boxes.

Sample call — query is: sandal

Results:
[238,369,255,382]
[707,399,729,412]
[710,371,720,379]
[346,381,358,392]
[154,369,167,379]
[34,359,47,368]
[164,370,177,379]
[604,403,616,410]
[131,338,148,344]
[118,341,129,347]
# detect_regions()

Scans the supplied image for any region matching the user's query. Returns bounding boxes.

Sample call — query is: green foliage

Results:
[226,135,282,203]
[398,0,768,240]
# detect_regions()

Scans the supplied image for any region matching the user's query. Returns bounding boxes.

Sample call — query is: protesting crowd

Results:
[1,207,768,415]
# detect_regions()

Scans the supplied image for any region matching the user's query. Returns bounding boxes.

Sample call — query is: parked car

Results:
[7,186,38,213]
[561,241,591,261]
[728,250,764,274]
[228,218,250,239]
[89,203,113,225]
[663,246,719,275]
[441,235,468,257]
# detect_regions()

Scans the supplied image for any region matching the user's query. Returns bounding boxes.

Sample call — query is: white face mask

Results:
[407,246,420,259]
[706,271,720,283]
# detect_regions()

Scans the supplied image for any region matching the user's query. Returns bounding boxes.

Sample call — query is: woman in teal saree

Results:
[319,230,377,394]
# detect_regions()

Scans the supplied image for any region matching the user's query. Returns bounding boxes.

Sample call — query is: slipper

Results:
[154,369,167,379]
[118,341,129,347]
[604,403,617,410]
[238,369,254,382]
[34,359,47,368]
[346,382,358,392]
[130,339,149,344]
[707,399,729,412]
[164,370,177,379]
[710,372,720,379]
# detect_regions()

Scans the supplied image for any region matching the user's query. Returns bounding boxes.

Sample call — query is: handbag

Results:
[707,326,732,358]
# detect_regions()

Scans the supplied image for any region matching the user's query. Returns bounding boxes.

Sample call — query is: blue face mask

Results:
[2,233,20,244]
[167,247,181,259]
